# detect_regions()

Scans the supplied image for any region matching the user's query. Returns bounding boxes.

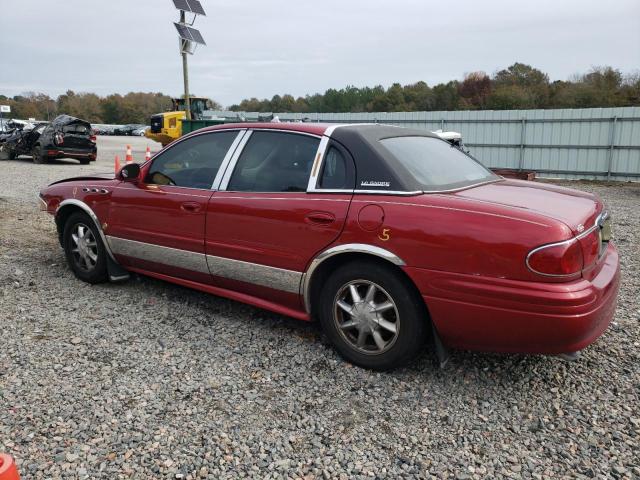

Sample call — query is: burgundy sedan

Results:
[39,123,620,370]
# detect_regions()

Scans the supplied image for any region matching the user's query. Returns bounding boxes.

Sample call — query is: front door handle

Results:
[305,212,335,225]
[181,202,202,213]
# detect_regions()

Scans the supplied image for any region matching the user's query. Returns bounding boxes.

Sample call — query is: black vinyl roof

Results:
[331,124,442,192]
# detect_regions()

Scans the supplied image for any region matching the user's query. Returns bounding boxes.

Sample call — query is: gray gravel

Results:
[1,154,639,479]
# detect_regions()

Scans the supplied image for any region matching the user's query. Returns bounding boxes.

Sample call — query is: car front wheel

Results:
[318,261,429,370]
[63,212,108,284]
[32,144,46,164]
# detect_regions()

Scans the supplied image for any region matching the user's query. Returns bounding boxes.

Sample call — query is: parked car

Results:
[39,123,620,370]
[0,122,47,160]
[23,115,96,164]
[114,124,146,136]
[132,126,149,136]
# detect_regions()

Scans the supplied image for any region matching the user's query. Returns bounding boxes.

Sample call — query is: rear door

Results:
[106,130,243,283]
[205,130,355,309]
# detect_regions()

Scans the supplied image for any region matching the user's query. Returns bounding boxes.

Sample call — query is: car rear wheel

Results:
[32,144,46,164]
[79,159,90,165]
[318,261,428,370]
[63,212,108,284]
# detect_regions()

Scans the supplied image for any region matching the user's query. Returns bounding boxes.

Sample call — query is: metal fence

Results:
[209,107,640,181]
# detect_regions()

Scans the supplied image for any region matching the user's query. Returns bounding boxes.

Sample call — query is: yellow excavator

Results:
[145,97,215,146]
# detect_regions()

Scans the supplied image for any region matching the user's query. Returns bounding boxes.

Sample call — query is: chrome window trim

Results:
[306,135,330,192]
[218,130,253,190]
[220,129,322,192]
[56,199,118,263]
[211,130,247,190]
[301,243,406,313]
[525,211,610,277]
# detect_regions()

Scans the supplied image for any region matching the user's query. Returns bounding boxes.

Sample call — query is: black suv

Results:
[2,115,97,164]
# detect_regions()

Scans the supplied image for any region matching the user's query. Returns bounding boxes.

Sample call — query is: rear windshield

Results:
[62,123,91,135]
[379,136,498,191]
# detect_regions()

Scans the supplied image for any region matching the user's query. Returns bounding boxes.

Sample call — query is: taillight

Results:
[90,134,96,143]
[578,228,600,267]
[527,240,583,277]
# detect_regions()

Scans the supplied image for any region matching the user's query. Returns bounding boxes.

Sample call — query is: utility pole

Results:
[180,10,191,120]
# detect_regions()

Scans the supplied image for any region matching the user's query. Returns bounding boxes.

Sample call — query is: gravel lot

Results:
[1,148,638,479]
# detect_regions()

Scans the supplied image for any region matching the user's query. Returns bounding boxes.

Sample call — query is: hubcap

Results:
[333,280,399,355]
[70,223,98,271]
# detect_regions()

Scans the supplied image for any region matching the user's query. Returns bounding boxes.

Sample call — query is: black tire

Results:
[8,148,16,160]
[63,212,109,284]
[79,159,90,165]
[32,144,46,164]
[318,260,429,371]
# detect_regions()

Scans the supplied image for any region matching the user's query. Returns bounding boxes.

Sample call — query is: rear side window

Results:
[227,131,319,192]
[146,131,238,189]
[318,146,354,190]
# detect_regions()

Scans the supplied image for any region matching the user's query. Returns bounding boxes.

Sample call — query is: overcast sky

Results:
[1,0,638,107]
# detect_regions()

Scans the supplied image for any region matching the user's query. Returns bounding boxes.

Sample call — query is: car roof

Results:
[198,122,334,136]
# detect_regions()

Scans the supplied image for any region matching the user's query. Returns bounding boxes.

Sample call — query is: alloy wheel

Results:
[333,280,400,355]
[70,223,99,271]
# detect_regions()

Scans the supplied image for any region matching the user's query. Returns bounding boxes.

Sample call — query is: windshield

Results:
[379,136,498,191]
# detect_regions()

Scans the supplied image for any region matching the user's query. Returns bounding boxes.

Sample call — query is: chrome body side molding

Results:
[206,254,302,294]
[301,243,406,313]
[57,199,117,262]
[104,236,302,294]
[106,236,210,274]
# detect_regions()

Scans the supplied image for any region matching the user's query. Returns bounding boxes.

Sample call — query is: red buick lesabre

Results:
[39,123,620,370]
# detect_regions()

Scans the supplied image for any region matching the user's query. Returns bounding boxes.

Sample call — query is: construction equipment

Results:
[145,97,218,146]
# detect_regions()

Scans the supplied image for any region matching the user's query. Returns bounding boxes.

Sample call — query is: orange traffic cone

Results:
[114,154,121,173]
[0,454,21,480]
[125,145,133,164]
[145,146,151,161]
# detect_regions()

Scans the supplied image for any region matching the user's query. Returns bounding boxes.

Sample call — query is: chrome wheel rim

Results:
[333,280,400,355]
[70,223,98,271]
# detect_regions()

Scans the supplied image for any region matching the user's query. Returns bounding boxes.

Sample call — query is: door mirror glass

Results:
[119,163,140,182]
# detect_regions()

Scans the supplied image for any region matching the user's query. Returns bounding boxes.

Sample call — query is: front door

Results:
[205,130,355,310]
[106,130,242,283]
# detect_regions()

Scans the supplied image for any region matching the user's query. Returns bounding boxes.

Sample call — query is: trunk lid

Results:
[452,179,602,234]
[60,120,94,149]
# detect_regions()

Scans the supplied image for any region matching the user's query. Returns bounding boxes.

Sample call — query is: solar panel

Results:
[185,24,206,44]
[186,0,206,16]
[172,0,190,11]
[173,22,206,45]
[173,0,206,16]
[174,22,193,41]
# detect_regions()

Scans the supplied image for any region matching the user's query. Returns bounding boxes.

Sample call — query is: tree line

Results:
[229,63,639,113]
[1,63,638,124]
[0,91,175,124]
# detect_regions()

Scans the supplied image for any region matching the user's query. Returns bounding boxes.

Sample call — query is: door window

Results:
[146,131,238,189]
[318,146,355,190]
[227,131,320,192]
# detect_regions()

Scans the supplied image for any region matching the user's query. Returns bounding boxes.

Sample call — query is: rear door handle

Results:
[305,212,335,225]
[181,202,202,213]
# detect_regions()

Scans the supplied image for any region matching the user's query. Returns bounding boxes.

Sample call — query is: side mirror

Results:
[118,163,141,182]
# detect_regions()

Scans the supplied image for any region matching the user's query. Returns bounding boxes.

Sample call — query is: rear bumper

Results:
[46,147,97,161]
[404,242,620,354]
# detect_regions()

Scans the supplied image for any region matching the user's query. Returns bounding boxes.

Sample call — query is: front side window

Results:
[146,131,238,189]
[227,131,319,192]
[379,136,498,191]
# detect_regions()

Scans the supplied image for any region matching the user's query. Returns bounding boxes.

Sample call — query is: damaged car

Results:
[0,122,47,160]
[2,115,97,164]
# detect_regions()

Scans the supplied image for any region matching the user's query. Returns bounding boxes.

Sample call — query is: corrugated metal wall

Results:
[208,107,640,181]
